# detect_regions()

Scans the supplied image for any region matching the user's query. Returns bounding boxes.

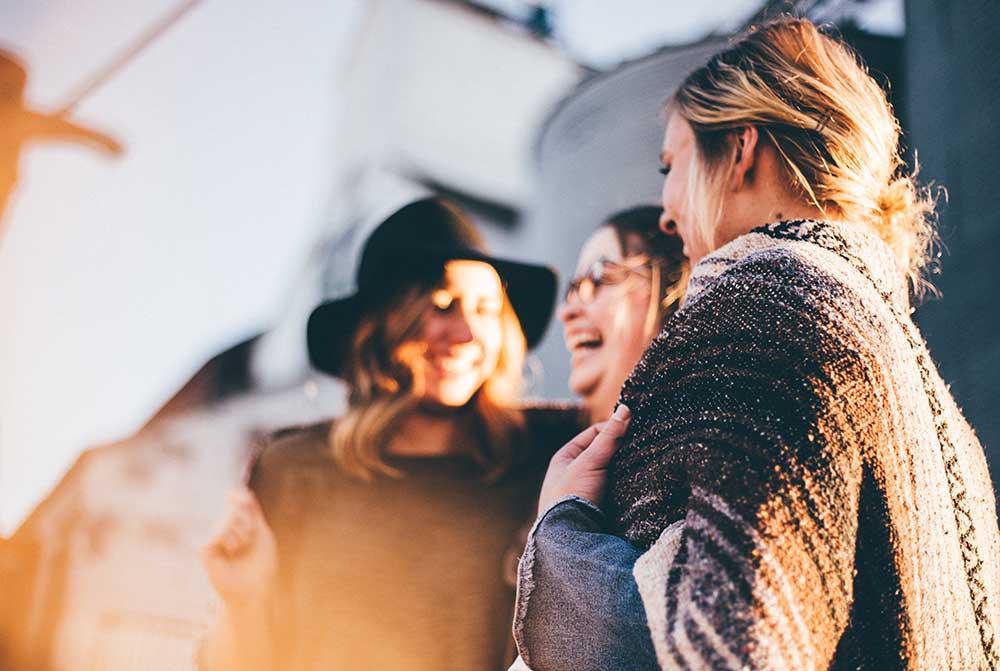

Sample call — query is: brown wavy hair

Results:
[604,205,690,337]
[671,17,940,299]
[329,270,527,482]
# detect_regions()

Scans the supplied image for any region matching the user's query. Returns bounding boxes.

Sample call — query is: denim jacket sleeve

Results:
[511,496,660,671]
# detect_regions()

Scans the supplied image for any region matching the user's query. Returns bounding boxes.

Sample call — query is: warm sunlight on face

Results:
[559,227,656,421]
[402,260,505,408]
[659,112,710,264]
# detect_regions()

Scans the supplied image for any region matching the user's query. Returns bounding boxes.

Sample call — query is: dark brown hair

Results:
[604,205,690,331]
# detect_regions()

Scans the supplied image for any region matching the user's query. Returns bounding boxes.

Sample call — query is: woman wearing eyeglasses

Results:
[560,206,688,423]
[513,17,1000,671]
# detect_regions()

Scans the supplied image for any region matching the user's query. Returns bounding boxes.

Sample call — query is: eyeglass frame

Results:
[564,257,655,305]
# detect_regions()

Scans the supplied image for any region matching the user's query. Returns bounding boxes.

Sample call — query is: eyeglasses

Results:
[564,258,653,305]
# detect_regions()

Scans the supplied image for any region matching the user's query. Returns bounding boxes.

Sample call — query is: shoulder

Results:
[268,420,333,449]
[261,420,332,461]
[674,244,869,352]
[628,244,880,409]
[695,244,839,308]
[244,422,337,534]
[249,421,335,491]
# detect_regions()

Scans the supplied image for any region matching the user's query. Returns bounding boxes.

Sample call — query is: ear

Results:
[730,125,759,191]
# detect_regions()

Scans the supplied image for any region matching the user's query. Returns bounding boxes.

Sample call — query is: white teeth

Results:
[566,331,603,350]
[431,356,478,374]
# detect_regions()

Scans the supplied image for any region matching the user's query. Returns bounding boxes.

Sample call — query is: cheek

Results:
[608,289,655,355]
[476,321,504,365]
[591,297,635,352]
[417,313,444,344]
[626,292,653,339]
[583,299,616,339]
[663,176,686,219]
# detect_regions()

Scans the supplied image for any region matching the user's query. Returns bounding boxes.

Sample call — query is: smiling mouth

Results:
[429,356,481,376]
[566,331,603,352]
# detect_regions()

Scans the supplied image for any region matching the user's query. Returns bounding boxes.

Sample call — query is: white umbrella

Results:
[0,0,361,536]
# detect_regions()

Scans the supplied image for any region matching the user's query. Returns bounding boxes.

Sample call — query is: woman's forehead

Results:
[441,259,503,295]
[662,111,694,156]
[577,227,623,273]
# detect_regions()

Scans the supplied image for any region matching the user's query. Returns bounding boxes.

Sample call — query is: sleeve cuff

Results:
[533,494,605,533]
[513,495,609,666]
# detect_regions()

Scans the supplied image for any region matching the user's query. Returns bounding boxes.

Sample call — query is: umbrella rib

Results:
[55,0,207,115]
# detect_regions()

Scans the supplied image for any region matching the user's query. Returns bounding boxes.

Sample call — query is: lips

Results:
[565,330,603,352]
[427,353,482,376]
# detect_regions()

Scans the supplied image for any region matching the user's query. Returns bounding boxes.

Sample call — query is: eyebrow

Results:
[659,150,671,164]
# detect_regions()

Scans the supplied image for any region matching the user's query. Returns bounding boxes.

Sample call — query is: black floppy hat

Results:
[307,198,557,377]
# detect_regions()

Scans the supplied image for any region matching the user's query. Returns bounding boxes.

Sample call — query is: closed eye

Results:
[431,290,455,312]
[658,164,671,176]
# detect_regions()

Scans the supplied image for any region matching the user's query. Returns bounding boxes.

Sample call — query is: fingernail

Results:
[613,404,630,421]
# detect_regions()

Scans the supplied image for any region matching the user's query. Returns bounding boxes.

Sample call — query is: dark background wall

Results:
[905,1,1000,483]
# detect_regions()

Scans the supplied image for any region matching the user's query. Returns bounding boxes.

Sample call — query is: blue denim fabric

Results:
[512,496,659,671]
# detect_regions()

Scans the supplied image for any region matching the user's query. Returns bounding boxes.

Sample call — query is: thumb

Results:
[577,404,630,471]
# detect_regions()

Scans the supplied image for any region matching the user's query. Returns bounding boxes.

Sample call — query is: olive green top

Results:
[249,405,583,671]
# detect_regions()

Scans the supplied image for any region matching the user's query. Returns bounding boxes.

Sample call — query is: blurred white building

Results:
[2,1,911,668]
[2,1,582,667]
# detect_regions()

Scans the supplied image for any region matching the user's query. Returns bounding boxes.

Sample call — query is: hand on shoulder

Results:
[200,487,278,610]
[537,404,631,516]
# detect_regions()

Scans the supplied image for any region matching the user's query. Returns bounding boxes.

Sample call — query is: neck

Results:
[717,198,828,252]
[763,199,829,225]
[586,383,621,424]
[717,144,831,251]
[585,399,610,425]
[386,410,461,457]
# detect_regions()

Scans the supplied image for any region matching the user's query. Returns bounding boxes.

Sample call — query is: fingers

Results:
[202,488,265,559]
[537,405,631,512]
[229,487,263,515]
[575,404,630,471]
[551,423,602,463]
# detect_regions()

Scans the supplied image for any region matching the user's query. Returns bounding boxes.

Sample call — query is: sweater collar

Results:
[682,219,910,312]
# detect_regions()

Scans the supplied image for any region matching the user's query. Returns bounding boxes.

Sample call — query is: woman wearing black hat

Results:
[198,198,582,671]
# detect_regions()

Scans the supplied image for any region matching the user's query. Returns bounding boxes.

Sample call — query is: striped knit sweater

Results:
[607,220,1000,670]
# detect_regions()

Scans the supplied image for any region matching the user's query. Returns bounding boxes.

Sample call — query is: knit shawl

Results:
[607,220,1000,670]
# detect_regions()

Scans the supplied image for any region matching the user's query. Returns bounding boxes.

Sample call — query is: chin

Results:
[430,382,482,408]
[568,372,600,402]
[439,396,473,408]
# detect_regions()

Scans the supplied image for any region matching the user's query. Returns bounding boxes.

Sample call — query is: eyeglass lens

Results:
[565,258,654,305]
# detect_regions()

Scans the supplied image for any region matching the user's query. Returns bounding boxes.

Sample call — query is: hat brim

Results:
[306,295,362,378]
[307,251,557,377]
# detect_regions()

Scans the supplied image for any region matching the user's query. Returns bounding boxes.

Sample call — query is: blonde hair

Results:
[330,274,527,482]
[672,17,939,299]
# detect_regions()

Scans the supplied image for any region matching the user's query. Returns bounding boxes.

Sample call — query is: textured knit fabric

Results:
[606,219,1000,670]
[247,405,583,671]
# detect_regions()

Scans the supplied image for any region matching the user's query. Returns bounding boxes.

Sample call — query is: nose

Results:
[558,298,583,324]
[446,308,475,345]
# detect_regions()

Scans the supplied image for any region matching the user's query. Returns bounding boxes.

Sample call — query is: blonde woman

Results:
[199,198,582,671]
[514,18,1000,671]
